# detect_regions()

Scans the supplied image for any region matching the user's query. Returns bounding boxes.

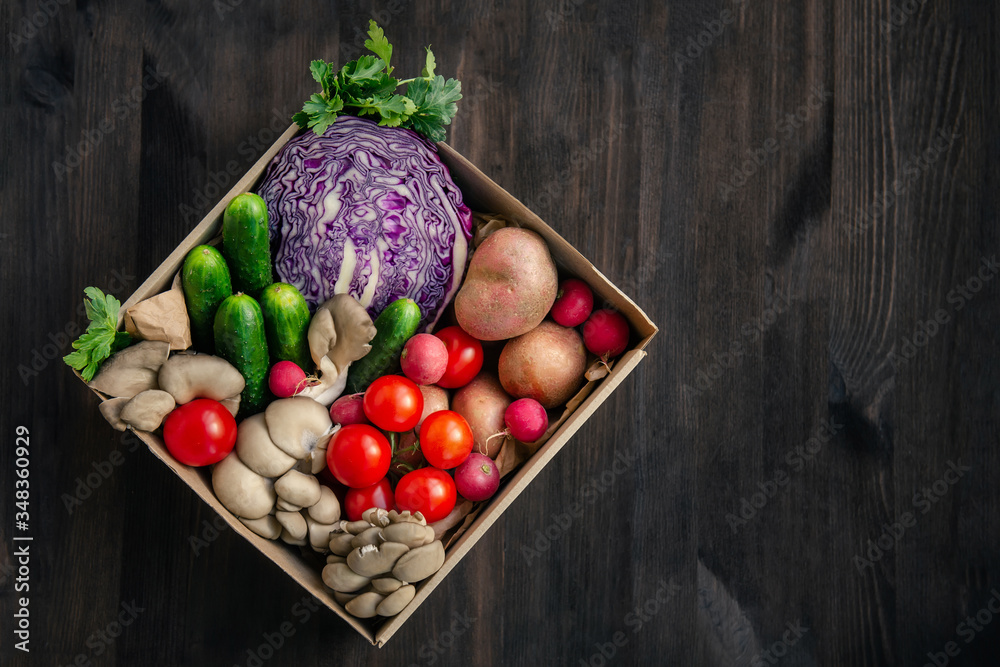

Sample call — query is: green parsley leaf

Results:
[421,47,437,79]
[63,287,132,382]
[404,76,462,142]
[296,22,461,140]
[364,20,393,74]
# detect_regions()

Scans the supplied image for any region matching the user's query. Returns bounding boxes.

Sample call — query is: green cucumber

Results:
[345,298,422,394]
[214,294,270,417]
[181,245,232,353]
[259,282,312,372]
[222,193,272,296]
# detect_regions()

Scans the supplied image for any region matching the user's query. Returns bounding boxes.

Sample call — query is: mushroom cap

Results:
[280,527,308,546]
[220,396,240,417]
[276,497,302,512]
[307,486,341,525]
[381,522,435,548]
[212,451,276,520]
[264,397,336,473]
[376,584,415,617]
[276,510,308,541]
[235,413,298,478]
[387,510,427,526]
[363,508,391,527]
[306,516,338,551]
[326,554,346,565]
[308,295,378,372]
[89,340,170,398]
[344,520,372,535]
[323,562,371,593]
[371,577,403,594]
[333,589,363,605]
[158,353,245,404]
[347,542,410,578]
[274,469,321,508]
[345,591,385,618]
[239,515,282,540]
[391,540,445,583]
[351,526,383,549]
[99,397,130,431]
[120,389,175,431]
[329,532,356,556]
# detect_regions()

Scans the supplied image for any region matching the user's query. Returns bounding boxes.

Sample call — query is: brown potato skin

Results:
[454,228,558,341]
[452,372,512,458]
[498,322,586,409]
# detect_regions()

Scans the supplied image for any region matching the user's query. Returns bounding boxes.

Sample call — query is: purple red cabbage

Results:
[257,116,472,331]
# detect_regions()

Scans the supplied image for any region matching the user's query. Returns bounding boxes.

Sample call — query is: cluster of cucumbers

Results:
[181,193,310,417]
[182,193,424,418]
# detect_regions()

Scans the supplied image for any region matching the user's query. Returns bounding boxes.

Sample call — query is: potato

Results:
[417,384,449,431]
[498,322,586,409]
[454,227,559,341]
[452,372,512,458]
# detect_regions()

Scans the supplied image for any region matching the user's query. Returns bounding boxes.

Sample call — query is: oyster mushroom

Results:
[264,397,336,473]
[391,541,446,583]
[297,295,377,406]
[377,585,416,617]
[235,414,298,478]
[274,469,321,508]
[99,397,129,431]
[351,526,383,549]
[322,562,371,593]
[306,515,338,551]
[157,353,245,404]
[119,389,175,431]
[240,515,282,540]
[307,486,341,524]
[381,522,435,548]
[276,511,308,541]
[89,340,170,398]
[371,577,403,594]
[345,591,385,619]
[347,542,410,578]
[212,452,276,520]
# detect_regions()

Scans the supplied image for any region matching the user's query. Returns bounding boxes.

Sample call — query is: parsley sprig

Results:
[293,21,462,142]
[63,287,132,382]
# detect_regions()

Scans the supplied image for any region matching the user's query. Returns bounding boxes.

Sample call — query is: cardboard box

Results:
[87,123,657,646]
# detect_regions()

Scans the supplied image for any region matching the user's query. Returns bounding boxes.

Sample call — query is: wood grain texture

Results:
[1,0,997,665]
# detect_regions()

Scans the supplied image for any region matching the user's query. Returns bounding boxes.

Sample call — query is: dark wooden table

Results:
[3,1,998,665]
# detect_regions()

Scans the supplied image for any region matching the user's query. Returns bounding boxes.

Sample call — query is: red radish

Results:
[330,393,368,426]
[268,361,309,398]
[400,333,449,385]
[454,453,500,502]
[581,308,630,358]
[504,398,548,442]
[550,278,594,327]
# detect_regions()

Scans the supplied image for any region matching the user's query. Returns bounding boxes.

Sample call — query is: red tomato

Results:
[419,410,474,470]
[162,398,237,467]
[344,477,395,521]
[327,424,392,488]
[395,468,457,523]
[363,375,424,432]
[434,326,484,389]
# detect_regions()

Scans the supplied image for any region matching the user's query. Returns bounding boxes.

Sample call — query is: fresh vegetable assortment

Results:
[65,20,635,625]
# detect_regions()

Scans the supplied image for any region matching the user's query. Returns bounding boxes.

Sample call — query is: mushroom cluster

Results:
[323,508,446,618]
[93,343,245,432]
[212,396,342,549]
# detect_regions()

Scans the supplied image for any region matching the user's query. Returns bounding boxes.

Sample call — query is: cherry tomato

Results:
[162,398,237,467]
[395,468,457,523]
[434,326,484,389]
[326,424,392,488]
[419,410,474,470]
[344,477,395,521]
[363,375,424,432]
